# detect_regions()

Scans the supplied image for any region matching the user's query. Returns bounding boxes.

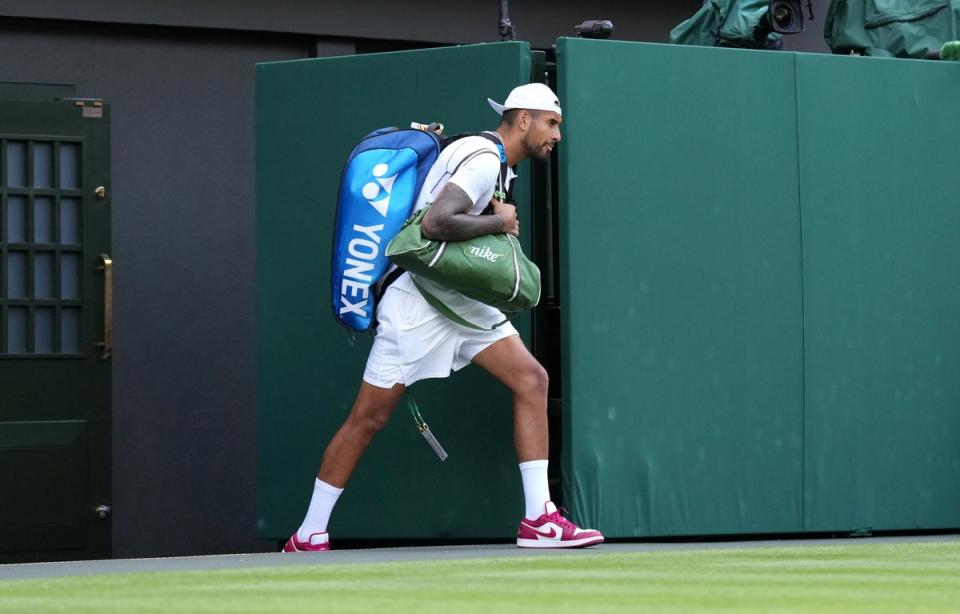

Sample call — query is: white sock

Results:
[519,459,551,520]
[296,479,343,540]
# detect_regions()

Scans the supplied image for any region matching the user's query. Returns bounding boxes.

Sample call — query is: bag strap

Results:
[375,266,405,304]
[443,131,513,208]
[476,132,513,205]
[412,278,509,332]
[367,264,406,333]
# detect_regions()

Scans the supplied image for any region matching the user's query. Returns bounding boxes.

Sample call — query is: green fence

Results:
[558,37,960,537]
[256,42,536,540]
[797,53,960,532]
[557,39,805,537]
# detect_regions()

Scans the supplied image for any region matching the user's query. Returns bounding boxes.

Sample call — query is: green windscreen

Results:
[556,38,804,537]
[259,38,960,543]
[797,53,960,532]
[256,42,534,540]
[556,37,959,538]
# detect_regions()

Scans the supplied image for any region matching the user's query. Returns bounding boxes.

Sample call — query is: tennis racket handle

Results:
[419,424,449,461]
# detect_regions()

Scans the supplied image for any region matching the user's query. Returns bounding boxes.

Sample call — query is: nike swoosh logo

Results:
[522,523,560,540]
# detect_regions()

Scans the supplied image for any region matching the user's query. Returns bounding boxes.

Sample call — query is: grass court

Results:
[1,540,958,612]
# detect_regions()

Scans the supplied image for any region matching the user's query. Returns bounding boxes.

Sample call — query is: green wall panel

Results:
[797,54,960,531]
[556,38,804,538]
[256,42,534,540]
[259,39,960,543]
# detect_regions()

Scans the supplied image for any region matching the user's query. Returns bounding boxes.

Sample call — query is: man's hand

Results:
[491,198,519,237]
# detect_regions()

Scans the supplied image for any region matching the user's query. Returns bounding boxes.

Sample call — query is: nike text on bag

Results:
[331,128,442,331]
[385,207,541,328]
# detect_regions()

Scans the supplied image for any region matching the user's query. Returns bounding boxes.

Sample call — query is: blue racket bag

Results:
[331,127,441,331]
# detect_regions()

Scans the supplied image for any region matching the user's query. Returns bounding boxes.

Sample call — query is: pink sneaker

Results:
[282,531,330,552]
[517,502,604,548]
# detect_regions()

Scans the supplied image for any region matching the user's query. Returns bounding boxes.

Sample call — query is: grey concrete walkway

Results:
[1,534,957,582]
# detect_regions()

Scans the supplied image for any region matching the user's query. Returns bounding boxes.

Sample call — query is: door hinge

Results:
[62,98,104,119]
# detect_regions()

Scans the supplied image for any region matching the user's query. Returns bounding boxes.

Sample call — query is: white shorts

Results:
[362,285,518,389]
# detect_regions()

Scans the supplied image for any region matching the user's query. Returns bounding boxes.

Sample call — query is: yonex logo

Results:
[339,224,384,318]
[468,245,501,263]
[339,162,398,320]
[361,163,397,217]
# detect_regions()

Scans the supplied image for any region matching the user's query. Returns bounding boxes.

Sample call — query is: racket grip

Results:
[419,424,448,461]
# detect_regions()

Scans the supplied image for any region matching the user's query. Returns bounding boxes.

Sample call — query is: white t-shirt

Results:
[390,133,516,329]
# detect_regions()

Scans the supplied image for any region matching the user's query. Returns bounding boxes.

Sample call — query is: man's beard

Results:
[524,136,553,161]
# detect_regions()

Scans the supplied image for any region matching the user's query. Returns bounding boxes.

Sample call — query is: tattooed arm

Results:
[420,183,519,241]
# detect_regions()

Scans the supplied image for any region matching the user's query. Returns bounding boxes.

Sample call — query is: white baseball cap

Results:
[487,83,562,117]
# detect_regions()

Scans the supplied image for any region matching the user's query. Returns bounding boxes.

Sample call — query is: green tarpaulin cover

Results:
[670,0,784,49]
[825,0,960,57]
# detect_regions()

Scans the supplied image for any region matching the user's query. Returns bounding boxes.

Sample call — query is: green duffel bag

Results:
[385,206,541,321]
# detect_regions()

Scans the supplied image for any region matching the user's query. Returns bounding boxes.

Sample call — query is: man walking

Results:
[284,83,603,551]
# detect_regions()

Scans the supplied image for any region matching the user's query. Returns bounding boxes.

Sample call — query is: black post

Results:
[499,0,515,40]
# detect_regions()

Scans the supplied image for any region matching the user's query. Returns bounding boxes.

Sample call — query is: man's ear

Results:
[518,110,531,131]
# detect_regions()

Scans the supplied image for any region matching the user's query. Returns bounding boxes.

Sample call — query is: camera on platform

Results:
[574,20,615,40]
[756,0,805,39]
[670,0,811,50]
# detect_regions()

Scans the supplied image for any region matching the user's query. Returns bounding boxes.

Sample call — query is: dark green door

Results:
[257,42,534,540]
[0,97,111,562]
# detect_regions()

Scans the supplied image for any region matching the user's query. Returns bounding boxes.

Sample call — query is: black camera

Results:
[758,0,805,37]
[574,20,614,40]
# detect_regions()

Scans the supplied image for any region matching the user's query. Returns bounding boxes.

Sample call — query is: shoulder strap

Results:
[376,266,405,303]
[476,132,512,204]
[442,131,514,207]
[412,278,510,331]
[368,265,406,333]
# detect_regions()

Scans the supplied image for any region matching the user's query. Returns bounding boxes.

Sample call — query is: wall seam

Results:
[792,51,807,534]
